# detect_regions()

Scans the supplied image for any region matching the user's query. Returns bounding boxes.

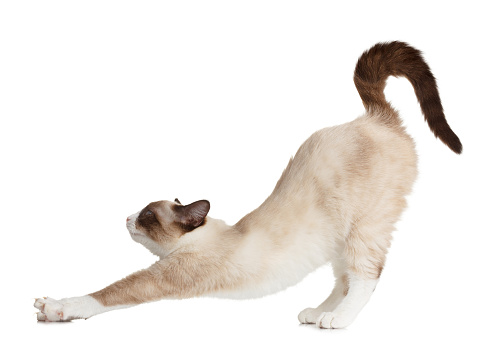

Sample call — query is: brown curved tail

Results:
[354,41,462,154]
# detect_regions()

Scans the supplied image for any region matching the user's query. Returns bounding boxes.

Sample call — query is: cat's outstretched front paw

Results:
[316,312,352,329]
[34,295,106,321]
[34,297,68,322]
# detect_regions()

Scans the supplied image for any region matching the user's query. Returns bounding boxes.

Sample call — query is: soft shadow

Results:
[36,320,75,326]
[298,323,348,334]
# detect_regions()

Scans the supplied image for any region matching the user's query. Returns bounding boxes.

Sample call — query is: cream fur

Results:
[34,110,417,328]
[35,41,459,329]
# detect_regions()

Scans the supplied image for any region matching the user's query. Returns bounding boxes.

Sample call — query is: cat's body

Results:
[35,41,461,328]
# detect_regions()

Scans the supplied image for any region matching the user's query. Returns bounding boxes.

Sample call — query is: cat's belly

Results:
[210,231,334,300]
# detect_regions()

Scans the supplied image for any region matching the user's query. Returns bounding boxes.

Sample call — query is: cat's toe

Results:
[34,297,47,311]
[37,312,47,321]
[34,297,65,322]
[298,307,318,324]
[316,312,350,329]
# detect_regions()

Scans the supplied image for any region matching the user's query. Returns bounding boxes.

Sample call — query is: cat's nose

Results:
[126,217,131,222]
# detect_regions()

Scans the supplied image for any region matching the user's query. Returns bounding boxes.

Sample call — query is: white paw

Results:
[34,295,106,322]
[315,312,352,329]
[34,297,68,322]
[298,307,320,324]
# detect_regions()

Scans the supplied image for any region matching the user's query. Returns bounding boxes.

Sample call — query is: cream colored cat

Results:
[34,41,461,328]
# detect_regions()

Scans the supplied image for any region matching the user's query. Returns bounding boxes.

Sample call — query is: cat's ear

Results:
[174,200,210,231]
[174,198,182,205]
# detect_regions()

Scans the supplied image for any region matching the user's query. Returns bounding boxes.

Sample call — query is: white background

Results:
[1,1,481,358]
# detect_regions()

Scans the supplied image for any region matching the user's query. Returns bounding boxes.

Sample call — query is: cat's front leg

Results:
[34,254,220,321]
[34,261,168,322]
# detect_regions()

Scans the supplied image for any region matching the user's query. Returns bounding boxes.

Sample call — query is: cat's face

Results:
[126,199,210,257]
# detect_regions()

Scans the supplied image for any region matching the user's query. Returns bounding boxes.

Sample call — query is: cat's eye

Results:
[145,210,153,216]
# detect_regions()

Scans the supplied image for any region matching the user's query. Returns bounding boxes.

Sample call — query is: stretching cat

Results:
[34,41,462,328]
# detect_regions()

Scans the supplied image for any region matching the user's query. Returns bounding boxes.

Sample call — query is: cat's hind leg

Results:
[313,223,391,328]
[315,272,378,329]
[298,261,348,324]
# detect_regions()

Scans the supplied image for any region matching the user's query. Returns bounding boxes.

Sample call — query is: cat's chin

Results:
[126,226,142,237]
[129,232,146,242]
[128,231,150,246]
[128,232,169,258]
[134,235,167,257]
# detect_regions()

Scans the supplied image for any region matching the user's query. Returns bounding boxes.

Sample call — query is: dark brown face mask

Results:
[135,199,211,243]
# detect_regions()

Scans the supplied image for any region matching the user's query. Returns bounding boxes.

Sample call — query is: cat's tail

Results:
[354,41,462,154]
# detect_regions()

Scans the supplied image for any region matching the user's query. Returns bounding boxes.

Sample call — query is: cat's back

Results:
[295,113,416,180]
[287,113,418,220]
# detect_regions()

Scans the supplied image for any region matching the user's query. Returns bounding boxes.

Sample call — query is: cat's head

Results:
[126,198,210,257]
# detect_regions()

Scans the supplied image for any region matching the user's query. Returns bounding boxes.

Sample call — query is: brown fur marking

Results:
[354,41,462,154]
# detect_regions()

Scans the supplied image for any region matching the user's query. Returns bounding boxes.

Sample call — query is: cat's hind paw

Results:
[316,312,351,329]
[298,307,318,324]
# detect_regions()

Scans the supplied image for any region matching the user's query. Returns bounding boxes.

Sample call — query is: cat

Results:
[34,41,461,328]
